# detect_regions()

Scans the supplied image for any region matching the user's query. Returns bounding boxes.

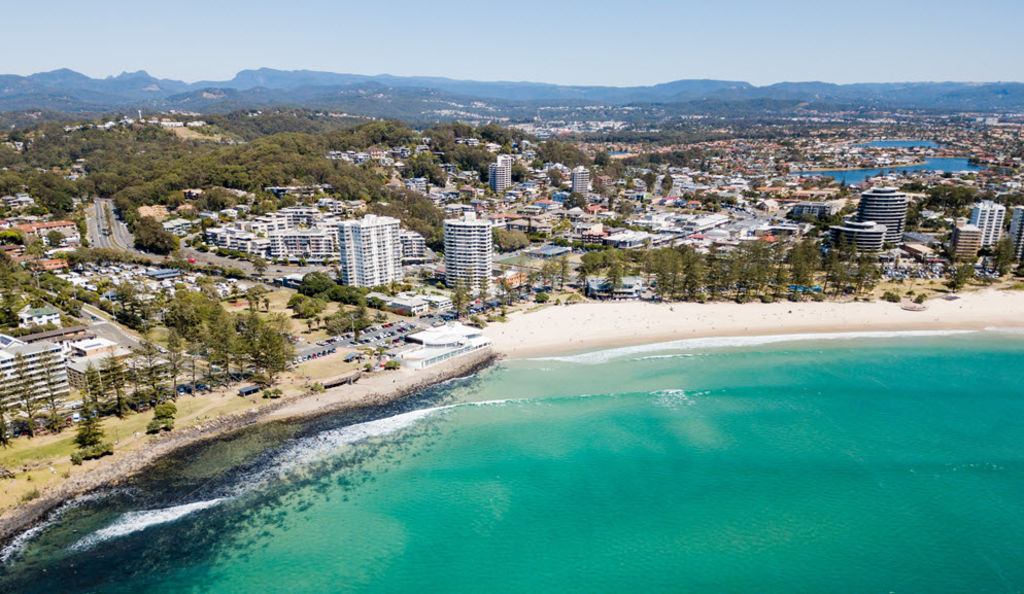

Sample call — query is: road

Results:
[80,304,144,350]
[86,198,156,263]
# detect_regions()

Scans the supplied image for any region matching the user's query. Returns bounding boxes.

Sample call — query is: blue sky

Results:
[9,0,1024,86]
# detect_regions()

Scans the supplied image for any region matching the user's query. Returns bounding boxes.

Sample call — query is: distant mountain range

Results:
[3,68,1024,116]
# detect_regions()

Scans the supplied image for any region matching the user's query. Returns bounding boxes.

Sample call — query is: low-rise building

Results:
[18,306,61,329]
[396,322,492,369]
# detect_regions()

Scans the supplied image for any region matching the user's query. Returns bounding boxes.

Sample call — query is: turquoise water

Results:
[798,157,983,185]
[3,330,1024,592]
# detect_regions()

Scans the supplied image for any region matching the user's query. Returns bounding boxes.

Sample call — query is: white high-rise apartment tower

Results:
[969,200,1006,247]
[489,155,513,193]
[571,166,590,195]
[1009,206,1024,260]
[336,215,402,287]
[443,212,493,292]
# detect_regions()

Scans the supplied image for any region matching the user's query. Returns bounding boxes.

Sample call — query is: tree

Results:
[38,348,66,433]
[136,338,166,402]
[565,192,588,210]
[493,228,529,252]
[205,309,237,383]
[252,257,269,276]
[992,237,1015,276]
[101,354,130,417]
[556,255,570,290]
[246,285,267,313]
[146,402,176,433]
[452,281,470,317]
[11,354,40,438]
[46,230,64,247]
[166,329,186,400]
[239,312,295,385]
[133,216,179,255]
[947,263,974,292]
[75,378,105,450]
[660,174,674,195]
[0,396,9,447]
[299,271,336,297]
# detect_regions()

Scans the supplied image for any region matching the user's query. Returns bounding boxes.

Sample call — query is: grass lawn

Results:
[0,387,270,512]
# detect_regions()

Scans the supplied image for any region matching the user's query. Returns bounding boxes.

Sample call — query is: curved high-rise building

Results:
[830,220,887,252]
[856,187,907,245]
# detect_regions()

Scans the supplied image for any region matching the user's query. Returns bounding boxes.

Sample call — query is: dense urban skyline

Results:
[8,0,1024,86]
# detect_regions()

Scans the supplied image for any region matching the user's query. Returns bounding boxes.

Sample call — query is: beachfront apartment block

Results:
[952,224,982,260]
[856,187,907,245]
[489,155,513,193]
[443,212,493,291]
[571,166,590,195]
[1009,206,1024,260]
[337,215,402,287]
[829,220,887,252]
[969,200,1006,247]
[0,334,70,415]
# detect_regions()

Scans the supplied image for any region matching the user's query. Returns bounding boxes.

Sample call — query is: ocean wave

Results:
[69,498,226,551]
[66,398,526,552]
[983,326,1024,335]
[533,329,978,365]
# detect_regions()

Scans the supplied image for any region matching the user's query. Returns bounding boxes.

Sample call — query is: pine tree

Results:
[12,354,39,438]
[101,354,129,417]
[38,348,66,433]
[76,364,105,449]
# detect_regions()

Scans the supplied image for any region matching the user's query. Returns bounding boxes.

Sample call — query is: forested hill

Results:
[0,118,590,248]
[3,68,1024,115]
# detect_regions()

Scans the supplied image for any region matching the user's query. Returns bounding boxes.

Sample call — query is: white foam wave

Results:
[70,498,225,551]
[67,398,525,552]
[534,329,977,365]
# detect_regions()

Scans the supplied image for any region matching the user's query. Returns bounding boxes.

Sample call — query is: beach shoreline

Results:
[483,289,1024,359]
[0,348,498,549]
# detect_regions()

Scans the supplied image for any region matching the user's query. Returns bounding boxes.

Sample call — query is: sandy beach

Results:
[484,289,1024,358]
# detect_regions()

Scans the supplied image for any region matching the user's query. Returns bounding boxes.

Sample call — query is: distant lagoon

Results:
[796,157,983,185]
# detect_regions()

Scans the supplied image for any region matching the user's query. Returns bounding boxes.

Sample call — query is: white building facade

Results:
[488,155,513,194]
[571,166,590,195]
[337,215,402,287]
[443,212,493,291]
[969,200,1006,247]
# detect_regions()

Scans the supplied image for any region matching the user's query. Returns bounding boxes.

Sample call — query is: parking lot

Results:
[292,320,427,364]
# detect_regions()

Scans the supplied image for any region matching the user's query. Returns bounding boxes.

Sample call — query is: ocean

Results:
[3,330,1024,592]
